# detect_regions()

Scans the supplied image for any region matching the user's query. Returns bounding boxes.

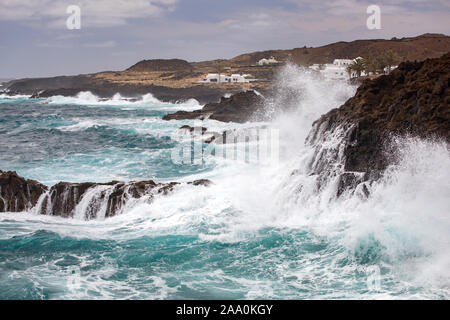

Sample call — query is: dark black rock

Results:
[163,90,266,123]
[0,170,48,212]
[0,170,212,219]
[306,52,450,196]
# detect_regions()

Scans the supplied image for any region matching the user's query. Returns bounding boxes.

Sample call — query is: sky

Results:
[0,0,449,78]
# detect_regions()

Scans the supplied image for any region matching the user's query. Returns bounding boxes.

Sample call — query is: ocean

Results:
[0,66,449,299]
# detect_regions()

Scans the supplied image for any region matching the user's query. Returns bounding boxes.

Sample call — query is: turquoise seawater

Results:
[0,92,449,300]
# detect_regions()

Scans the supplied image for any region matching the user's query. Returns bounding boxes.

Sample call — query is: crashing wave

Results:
[44,91,202,110]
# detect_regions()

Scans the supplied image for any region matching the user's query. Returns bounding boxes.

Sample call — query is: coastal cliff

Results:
[305,52,450,196]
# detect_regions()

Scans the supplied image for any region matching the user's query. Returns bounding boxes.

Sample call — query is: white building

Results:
[333,59,355,67]
[200,73,256,83]
[310,57,364,80]
[384,65,398,74]
[258,56,279,66]
[310,57,399,80]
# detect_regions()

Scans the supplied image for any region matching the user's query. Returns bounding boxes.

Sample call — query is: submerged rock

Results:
[179,125,208,134]
[176,124,269,145]
[204,126,269,144]
[305,52,450,196]
[0,171,212,219]
[187,179,213,187]
[163,90,266,123]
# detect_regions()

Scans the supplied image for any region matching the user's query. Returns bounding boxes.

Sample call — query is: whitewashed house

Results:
[258,56,279,66]
[333,59,355,67]
[310,57,364,80]
[310,57,398,80]
[200,73,256,83]
[201,73,226,83]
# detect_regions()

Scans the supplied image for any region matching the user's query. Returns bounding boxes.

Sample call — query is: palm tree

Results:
[215,60,226,84]
[348,58,365,77]
[375,56,388,74]
[362,56,377,75]
[384,50,399,74]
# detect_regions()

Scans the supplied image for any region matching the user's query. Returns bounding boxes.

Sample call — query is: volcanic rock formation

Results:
[305,52,450,196]
[0,170,212,219]
[163,90,266,123]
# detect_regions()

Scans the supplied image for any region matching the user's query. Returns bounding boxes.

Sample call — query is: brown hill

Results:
[127,59,193,72]
[227,33,450,66]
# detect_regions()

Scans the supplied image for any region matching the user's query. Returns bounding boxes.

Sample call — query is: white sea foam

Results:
[45,91,203,111]
[0,93,32,100]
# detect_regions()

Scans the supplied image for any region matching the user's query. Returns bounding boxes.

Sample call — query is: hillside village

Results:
[198,53,400,84]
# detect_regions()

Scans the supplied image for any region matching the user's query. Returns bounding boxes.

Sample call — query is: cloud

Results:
[1,0,449,78]
[82,40,116,48]
[120,0,449,64]
[206,1,450,38]
[0,0,178,27]
[36,40,73,48]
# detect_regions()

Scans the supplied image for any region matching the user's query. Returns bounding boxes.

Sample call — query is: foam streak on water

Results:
[0,69,449,299]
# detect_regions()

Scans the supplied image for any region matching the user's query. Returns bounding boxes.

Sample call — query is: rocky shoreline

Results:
[0,170,211,219]
[5,77,244,105]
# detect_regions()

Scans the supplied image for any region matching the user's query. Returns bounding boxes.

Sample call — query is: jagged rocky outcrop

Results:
[163,90,266,123]
[0,171,211,219]
[0,170,48,212]
[306,52,450,196]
